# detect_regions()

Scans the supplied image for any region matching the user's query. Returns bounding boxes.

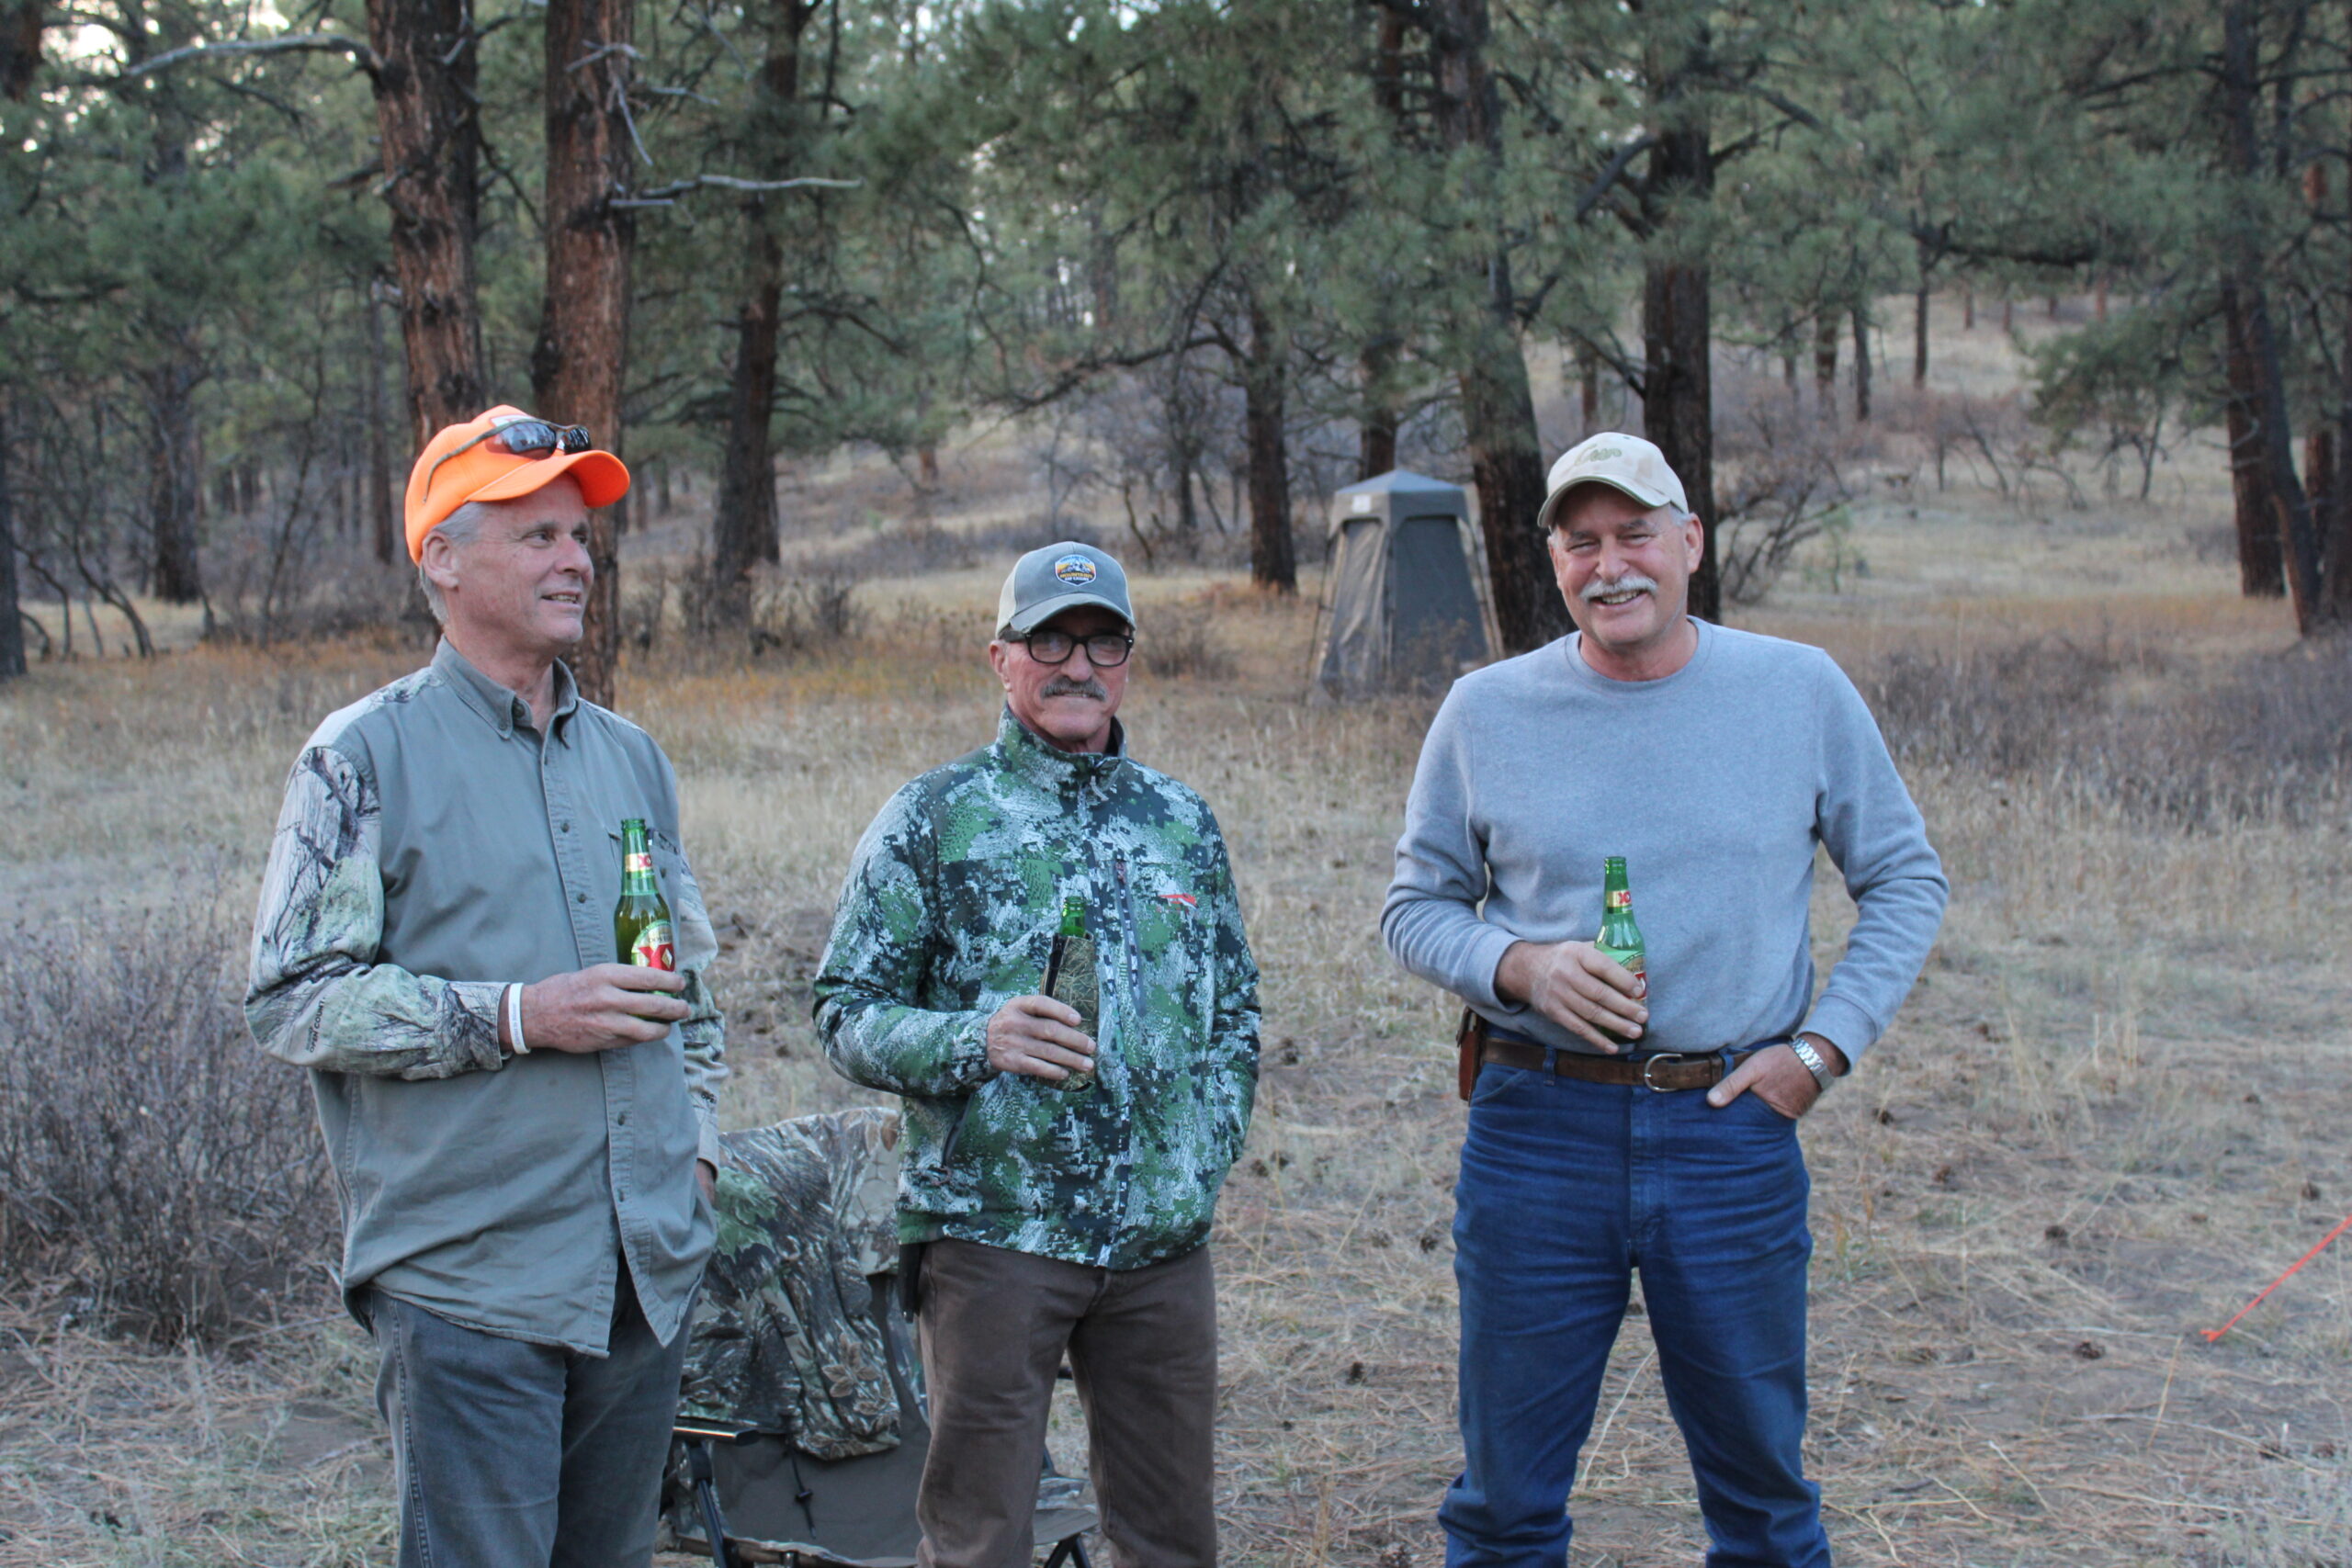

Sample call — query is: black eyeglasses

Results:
[1020,628,1134,668]
[423,418,594,499]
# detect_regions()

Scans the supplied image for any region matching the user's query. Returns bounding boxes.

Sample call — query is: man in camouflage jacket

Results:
[815,541,1260,1568]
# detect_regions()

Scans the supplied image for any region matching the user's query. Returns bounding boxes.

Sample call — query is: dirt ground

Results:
[4,302,2349,1566]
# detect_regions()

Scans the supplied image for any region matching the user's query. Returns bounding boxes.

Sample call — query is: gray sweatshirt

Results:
[1382,620,1947,1063]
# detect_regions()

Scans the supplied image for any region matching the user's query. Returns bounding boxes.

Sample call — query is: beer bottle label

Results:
[625,852,654,874]
[630,919,675,972]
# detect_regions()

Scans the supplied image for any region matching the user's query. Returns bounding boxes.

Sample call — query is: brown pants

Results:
[914,1237,1218,1568]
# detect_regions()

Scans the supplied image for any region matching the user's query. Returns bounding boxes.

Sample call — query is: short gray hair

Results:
[416,501,494,625]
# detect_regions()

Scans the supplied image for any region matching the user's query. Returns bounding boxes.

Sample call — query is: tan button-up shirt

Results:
[246,640,726,1353]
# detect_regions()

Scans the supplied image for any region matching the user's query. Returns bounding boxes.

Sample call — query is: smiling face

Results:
[1547,483,1704,681]
[988,604,1131,753]
[422,475,593,667]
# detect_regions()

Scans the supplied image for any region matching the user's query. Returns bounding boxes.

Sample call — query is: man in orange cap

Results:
[247,407,729,1568]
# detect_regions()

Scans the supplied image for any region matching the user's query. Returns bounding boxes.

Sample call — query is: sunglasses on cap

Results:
[423,418,594,500]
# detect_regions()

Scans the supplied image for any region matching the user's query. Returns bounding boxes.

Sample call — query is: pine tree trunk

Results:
[2222,0,2324,628]
[365,281,398,565]
[0,399,24,680]
[711,0,809,610]
[1580,341,1603,427]
[146,352,205,604]
[1913,243,1932,389]
[1426,0,1568,651]
[1358,5,1404,485]
[1358,337,1398,479]
[1851,299,1871,423]
[1244,299,1296,592]
[0,0,40,100]
[2222,285,2288,596]
[2304,430,2334,547]
[1813,310,1838,414]
[713,227,784,601]
[1640,119,1720,623]
[533,0,637,707]
[2334,53,2352,617]
[367,0,487,446]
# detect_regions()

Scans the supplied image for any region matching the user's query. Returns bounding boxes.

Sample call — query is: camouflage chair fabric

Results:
[679,1106,904,1460]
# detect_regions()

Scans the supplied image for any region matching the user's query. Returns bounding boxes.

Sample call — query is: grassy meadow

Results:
[4,306,2350,1566]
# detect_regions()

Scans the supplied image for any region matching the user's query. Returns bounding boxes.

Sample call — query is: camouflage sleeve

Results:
[663,825,729,1168]
[812,787,995,1099]
[1204,823,1261,1170]
[244,745,507,1078]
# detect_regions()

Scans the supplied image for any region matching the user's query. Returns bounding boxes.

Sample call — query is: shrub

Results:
[1141,607,1236,681]
[0,896,336,1345]
[1859,637,2352,829]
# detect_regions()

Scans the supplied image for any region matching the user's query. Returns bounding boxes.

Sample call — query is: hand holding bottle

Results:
[1494,942,1648,1053]
[514,964,690,1054]
[986,995,1096,1081]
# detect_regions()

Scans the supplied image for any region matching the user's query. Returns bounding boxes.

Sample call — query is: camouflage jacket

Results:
[813,708,1261,1270]
[679,1108,904,1458]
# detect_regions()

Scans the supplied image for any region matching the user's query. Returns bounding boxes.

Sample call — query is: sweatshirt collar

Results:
[1559,616,1717,694]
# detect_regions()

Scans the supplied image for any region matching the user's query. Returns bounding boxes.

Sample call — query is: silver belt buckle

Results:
[1639,1053,1692,1091]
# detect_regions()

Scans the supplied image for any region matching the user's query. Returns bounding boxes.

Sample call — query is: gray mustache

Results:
[1041,676,1109,700]
[1582,572,1658,603]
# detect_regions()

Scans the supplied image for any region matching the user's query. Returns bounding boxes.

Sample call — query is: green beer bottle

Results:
[615,818,675,971]
[1594,856,1645,1045]
[1041,896,1100,1091]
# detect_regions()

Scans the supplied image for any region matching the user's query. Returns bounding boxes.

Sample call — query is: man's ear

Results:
[420,529,462,595]
[1681,513,1704,571]
[986,638,1013,688]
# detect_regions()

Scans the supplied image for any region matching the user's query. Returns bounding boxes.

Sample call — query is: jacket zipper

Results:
[1103,854,1147,1265]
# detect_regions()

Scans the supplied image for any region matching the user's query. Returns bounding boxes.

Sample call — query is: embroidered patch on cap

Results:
[1577,446,1623,466]
[1053,553,1099,585]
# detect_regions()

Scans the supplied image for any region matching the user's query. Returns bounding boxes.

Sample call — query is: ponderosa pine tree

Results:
[533,0,639,705]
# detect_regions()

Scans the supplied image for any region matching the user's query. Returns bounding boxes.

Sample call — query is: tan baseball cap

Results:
[1535,432,1690,532]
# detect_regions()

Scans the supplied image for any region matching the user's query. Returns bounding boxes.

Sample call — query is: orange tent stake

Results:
[2203,1212,2352,1343]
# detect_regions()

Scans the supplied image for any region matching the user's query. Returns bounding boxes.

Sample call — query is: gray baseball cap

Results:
[996,541,1136,635]
[1535,432,1691,531]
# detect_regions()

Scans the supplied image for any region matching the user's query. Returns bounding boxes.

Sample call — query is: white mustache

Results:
[1582,573,1658,604]
[1041,675,1108,700]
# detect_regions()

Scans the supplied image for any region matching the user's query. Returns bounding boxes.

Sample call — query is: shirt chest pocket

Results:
[1122,858,1212,1027]
[603,826,718,970]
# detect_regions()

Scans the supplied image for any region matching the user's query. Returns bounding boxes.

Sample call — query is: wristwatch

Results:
[1788,1034,1836,1091]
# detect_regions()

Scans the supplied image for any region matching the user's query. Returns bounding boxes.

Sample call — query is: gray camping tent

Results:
[1313,469,1501,696]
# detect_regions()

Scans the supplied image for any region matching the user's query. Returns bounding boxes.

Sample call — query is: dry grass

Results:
[5,313,2350,1564]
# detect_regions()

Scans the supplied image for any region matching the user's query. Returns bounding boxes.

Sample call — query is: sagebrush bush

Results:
[1141,607,1236,681]
[0,897,335,1345]
[1860,636,2352,829]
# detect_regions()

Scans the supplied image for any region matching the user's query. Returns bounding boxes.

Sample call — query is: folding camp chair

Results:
[661,1109,1096,1568]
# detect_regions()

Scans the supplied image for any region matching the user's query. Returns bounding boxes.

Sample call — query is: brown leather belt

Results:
[1456,1010,1757,1100]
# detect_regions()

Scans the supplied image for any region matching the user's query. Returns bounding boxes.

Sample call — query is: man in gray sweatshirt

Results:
[1383,432,1947,1568]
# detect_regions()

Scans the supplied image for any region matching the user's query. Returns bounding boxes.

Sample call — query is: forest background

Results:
[6,0,2352,1564]
[9,0,2352,673]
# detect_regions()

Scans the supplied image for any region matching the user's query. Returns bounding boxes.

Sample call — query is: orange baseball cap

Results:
[403,405,631,563]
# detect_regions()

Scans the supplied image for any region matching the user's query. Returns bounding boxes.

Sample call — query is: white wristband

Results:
[505,983,530,1055]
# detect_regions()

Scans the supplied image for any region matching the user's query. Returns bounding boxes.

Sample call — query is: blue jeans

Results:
[368,1264,690,1568]
[1442,1062,1829,1568]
